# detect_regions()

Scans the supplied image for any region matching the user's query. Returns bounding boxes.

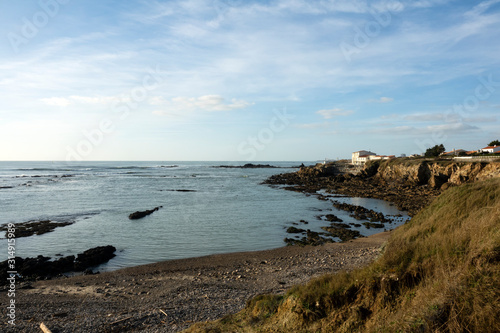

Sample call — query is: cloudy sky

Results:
[1,0,499,161]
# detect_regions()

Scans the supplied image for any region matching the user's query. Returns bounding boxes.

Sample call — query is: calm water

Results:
[0,161,408,272]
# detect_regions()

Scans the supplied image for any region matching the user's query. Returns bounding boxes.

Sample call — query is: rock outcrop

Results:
[129,206,163,220]
[265,159,500,216]
[0,245,116,286]
[373,160,500,189]
[0,220,74,238]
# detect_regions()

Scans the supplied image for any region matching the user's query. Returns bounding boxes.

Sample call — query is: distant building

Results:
[352,151,395,165]
[479,145,500,154]
[441,149,467,156]
[352,150,376,165]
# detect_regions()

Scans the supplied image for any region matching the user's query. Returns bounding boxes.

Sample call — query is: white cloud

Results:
[465,0,500,17]
[370,97,394,103]
[151,95,253,116]
[403,113,497,123]
[426,123,479,132]
[369,122,479,135]
[294,122,330,129]
[40,95,118,107]
[316,108,354,119]
[40,97,72,107]
[379,97,394,103]
[404,113,445,122]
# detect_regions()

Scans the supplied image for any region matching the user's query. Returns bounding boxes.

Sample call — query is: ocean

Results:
[0,161,408,272]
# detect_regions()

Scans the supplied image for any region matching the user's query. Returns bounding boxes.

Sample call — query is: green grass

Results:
[185,178,500,333]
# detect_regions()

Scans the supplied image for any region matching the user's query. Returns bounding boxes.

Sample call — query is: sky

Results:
[1,0,499,161]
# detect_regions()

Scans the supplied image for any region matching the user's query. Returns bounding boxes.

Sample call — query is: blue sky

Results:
[1,0,499,161]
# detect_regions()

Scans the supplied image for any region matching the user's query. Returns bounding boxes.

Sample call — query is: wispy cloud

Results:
[369,97,394,103]
[1,0,499,160]
[294,122,330,129]
[404,113,446,122]
[152,95,252,115]
[403,112,497,123]
[40,95,118,107]
[316,108,354,119]
[369,122,479,135]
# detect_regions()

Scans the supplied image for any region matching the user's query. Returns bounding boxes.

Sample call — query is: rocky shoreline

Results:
[3,232,390,333]
[264,161,442,216]
[3,159,469,332]
[0,246,117,287]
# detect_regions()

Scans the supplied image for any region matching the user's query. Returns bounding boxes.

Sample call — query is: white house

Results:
[352,150,376,165]
[352,151,396,165]
[479,145,500,154]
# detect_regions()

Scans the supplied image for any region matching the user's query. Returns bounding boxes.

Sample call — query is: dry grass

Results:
[185,178,500,333]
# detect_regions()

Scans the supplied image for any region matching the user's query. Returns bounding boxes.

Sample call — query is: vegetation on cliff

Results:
[424,144,446,157]
[186,177,500,332]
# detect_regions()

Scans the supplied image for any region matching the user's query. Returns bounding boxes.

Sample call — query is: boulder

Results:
[74,245,116,271]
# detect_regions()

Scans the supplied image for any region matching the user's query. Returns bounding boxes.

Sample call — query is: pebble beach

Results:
[5,231,390,332]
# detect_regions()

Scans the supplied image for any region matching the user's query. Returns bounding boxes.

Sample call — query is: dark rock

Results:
[0,220,74,238]
[323,214,343,222]
[0,246,116,286]
[321,226,361,242]
[329,222,351,229]
[129,206,163,220]
[362,222,385,229]
[286,226,305,234]
[53,255,76,273]
[331,201,389,223]
[214,164,279,168]
[74,245,116,271]
[284,229,334,246]
[160,189,197,192]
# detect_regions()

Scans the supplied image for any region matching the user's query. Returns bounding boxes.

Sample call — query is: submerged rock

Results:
[321,226,362,242]
[284,229,335,246]
[129,206,163,220]
[214,163,279,168]
[0,220,74,238]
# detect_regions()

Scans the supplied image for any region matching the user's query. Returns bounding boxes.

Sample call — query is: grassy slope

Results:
[186,178,500,333]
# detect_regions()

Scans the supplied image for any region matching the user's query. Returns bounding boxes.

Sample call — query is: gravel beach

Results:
[3,231,390,332]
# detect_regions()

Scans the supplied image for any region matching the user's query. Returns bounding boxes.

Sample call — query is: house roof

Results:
[442,149,467,155]
[482,146,499,150]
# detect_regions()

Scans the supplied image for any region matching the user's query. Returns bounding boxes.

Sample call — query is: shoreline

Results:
[6,231,391,333]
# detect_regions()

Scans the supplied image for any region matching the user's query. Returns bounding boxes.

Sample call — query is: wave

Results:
[14,174,75,178]
[17,168,74,172]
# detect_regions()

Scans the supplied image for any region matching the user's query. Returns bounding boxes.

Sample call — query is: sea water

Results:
[0,161,408,271]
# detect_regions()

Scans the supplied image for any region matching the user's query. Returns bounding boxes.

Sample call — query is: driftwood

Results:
[109,315,133,325]
[40,322,52,333]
